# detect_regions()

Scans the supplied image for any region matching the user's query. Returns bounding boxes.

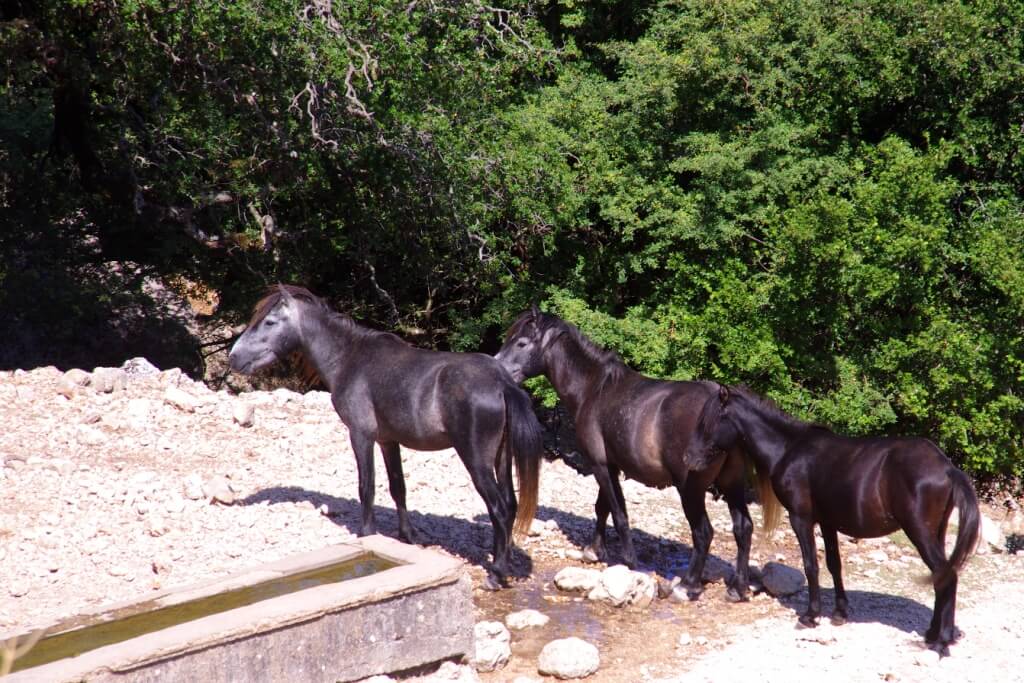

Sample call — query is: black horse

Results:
[496,307,779,601]
[229,285,543,589]
[687,384,980,654]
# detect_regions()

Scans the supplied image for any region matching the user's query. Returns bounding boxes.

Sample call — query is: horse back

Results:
[580,377,716,487]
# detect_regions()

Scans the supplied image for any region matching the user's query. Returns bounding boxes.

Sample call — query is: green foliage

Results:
[2,0,1022,483]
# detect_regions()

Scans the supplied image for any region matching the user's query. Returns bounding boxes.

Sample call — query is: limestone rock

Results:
[554,566,601,593]
[470,621,510,672]
[537,637,600,679]
[164,386,198,413]
[233,401,256,427]
[91,367,128,393]
[506,608,550,630]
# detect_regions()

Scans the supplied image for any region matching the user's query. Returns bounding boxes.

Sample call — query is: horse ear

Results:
[718,384,730,405]
[529,303,540,320]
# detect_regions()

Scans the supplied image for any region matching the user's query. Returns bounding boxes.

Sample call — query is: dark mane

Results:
[729,384,832,433]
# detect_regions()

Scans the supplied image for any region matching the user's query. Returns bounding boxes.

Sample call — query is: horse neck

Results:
[544,335,621,418]
[295,305,357,393]
[732,396,804,474]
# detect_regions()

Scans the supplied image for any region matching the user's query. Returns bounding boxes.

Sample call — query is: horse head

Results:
[228,284,306,375]
[495,305,565,383]
[685,384,742,470]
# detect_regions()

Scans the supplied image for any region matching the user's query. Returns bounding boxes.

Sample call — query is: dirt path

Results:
[1,364,1021,681]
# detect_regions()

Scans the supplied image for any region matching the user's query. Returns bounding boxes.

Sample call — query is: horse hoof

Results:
[797,615,818,629]
[724,586,749,603]
[481,575,504,592]
[830,614,847,626]
[581,546,601,564]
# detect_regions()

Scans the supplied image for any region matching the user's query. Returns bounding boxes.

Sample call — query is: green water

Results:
[11,554,398,673]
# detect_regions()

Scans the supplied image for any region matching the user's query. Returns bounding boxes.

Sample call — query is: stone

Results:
[425,660,481,681]
[232,401,256,427]
[8,579,30,598]
[587,565,657,608]
[554,566,601,593]
[867,549,889,563]
[470,621,510,672]
[57,368,91,398]
[91,367,128,393]
[677,632,692,647]
[505,609,550,630]
[760,561,806,597]
[122,357,160,375]
[183,473,205,501]
[202,476,235,505]
[537,637,600,679]
[164,386,198,413]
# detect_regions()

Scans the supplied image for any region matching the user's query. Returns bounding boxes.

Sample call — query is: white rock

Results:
[91,367,127,393]
[537,637,600,679]
[470,621,510,672]
[122,357,160,375]
[505,609,550,630]
[183,473,204,501]
[233,401,256,427]
[760,562,806,597]
[202,476,235,505]
[164,386,198,413]
[424,661,481,681]
[554,566,601,593]
[677,632,692,647]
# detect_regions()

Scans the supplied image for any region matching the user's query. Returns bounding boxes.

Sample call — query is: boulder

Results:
[470,621,510,672]
[553,566,601,593]
[537,637,600,679]
[760,561,806,597]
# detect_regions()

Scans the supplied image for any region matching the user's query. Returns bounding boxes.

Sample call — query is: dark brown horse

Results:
[229,285,543,589]
[687,384,980,654]
[496,307,779,601]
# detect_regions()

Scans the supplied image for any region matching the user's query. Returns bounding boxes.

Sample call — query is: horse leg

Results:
[349,431,378,537]
[455,441,512,591]
[677,477,714,600]
[904,520,958,654]
[582,491,610,564]
[791,515,821,627]
[720,478,753,603]
[380,442,416,544]
[591,464,636,568]
[821,526,848,624]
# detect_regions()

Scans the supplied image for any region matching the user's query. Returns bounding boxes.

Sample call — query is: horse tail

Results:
[754,457,782,538]
[504,385,543,539]
[935,467,980,588]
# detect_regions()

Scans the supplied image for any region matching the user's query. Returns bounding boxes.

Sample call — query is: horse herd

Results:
[227,284,980,656]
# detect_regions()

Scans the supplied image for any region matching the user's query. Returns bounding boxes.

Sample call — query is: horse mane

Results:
[729,384,832,434]
[247,284,404,386]
[508,310,627,386]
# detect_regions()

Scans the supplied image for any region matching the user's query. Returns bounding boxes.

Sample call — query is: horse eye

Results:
[264,320,276,327]
[517,340,528,348]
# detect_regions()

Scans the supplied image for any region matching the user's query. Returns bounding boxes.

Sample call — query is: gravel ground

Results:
[1,363,1022,682]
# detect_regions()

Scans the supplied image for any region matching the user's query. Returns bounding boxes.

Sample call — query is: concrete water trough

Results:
[3,536,474,682]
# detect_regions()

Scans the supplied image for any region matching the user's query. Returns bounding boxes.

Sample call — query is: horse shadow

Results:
[773,587,936,637]
[236,485,536,580]
[236,485,741,586]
